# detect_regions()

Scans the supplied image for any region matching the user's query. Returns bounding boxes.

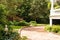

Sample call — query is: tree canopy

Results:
[0,0,50,24]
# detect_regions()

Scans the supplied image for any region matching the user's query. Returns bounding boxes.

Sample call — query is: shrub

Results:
[0,25,27,40]
[18,20,30,26]
[45,25,60,33]
[30,21,36,24]
[0,25,20,40]
[0,32,21,40]
[0,24,28,40]
[8,20,30,26]
[8,21,14,25]
[45,25,52,32]
[51,26,60,33]
[21,36,28,40]
[10,26,22,29]
[8,21,19,26]
[29,21,37,26]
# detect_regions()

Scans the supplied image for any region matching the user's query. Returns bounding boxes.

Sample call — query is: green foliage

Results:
[17,0,31,19]
[30,21,36,24]
[10,26,22,29]
[48,1,51,9]
[0,4,8,25]
[54,1,60,9]
[45,25,60,33]
[0,0,50,24]
[45,25,51,32]
[9,21,19,26]
[29,21,37,26]
[0,25,20,40]
[0,32,21,40]
[0,25,13,32]
[54,2,60,9]
[30,0,49,18]
[0,24,4,29]
[18,20,30,26]
[9,20,30,26]
[21,36,28,40]
[17,0,49,23]
[0,25,27,40]
[51,26,60,33]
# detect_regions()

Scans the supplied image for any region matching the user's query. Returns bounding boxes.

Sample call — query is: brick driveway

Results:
[19,26,60,40]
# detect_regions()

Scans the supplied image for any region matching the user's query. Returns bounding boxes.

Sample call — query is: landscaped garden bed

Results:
[45,25,60,34]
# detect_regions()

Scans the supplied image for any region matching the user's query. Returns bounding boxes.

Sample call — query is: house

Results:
[50,0,60,26]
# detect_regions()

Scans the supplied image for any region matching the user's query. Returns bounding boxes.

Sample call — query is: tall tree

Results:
[17,0,32,20]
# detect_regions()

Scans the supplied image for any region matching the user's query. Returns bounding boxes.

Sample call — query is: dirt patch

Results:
[23,26,45,32]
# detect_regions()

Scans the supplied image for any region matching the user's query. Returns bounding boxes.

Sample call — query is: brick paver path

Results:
[19,26,60,40]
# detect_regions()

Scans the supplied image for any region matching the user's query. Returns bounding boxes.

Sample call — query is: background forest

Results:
[0,0,50,25]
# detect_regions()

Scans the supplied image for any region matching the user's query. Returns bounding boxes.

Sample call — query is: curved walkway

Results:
[19,26,60,40]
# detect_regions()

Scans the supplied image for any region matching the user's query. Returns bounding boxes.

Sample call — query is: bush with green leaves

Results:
[18,20,30,26]
[30,21,36,24]
[21,36,28,40]
[8,21,19,26]
[45,25,51,32]
[10,26,22,30]
[0,4,8,25]
[51,26,60,33]
[9,20,30,26]
[0,32,21,40]
[0,27,20,40]
[45,25,60,33]
[0,25,27,40]
[29,21,37,26]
